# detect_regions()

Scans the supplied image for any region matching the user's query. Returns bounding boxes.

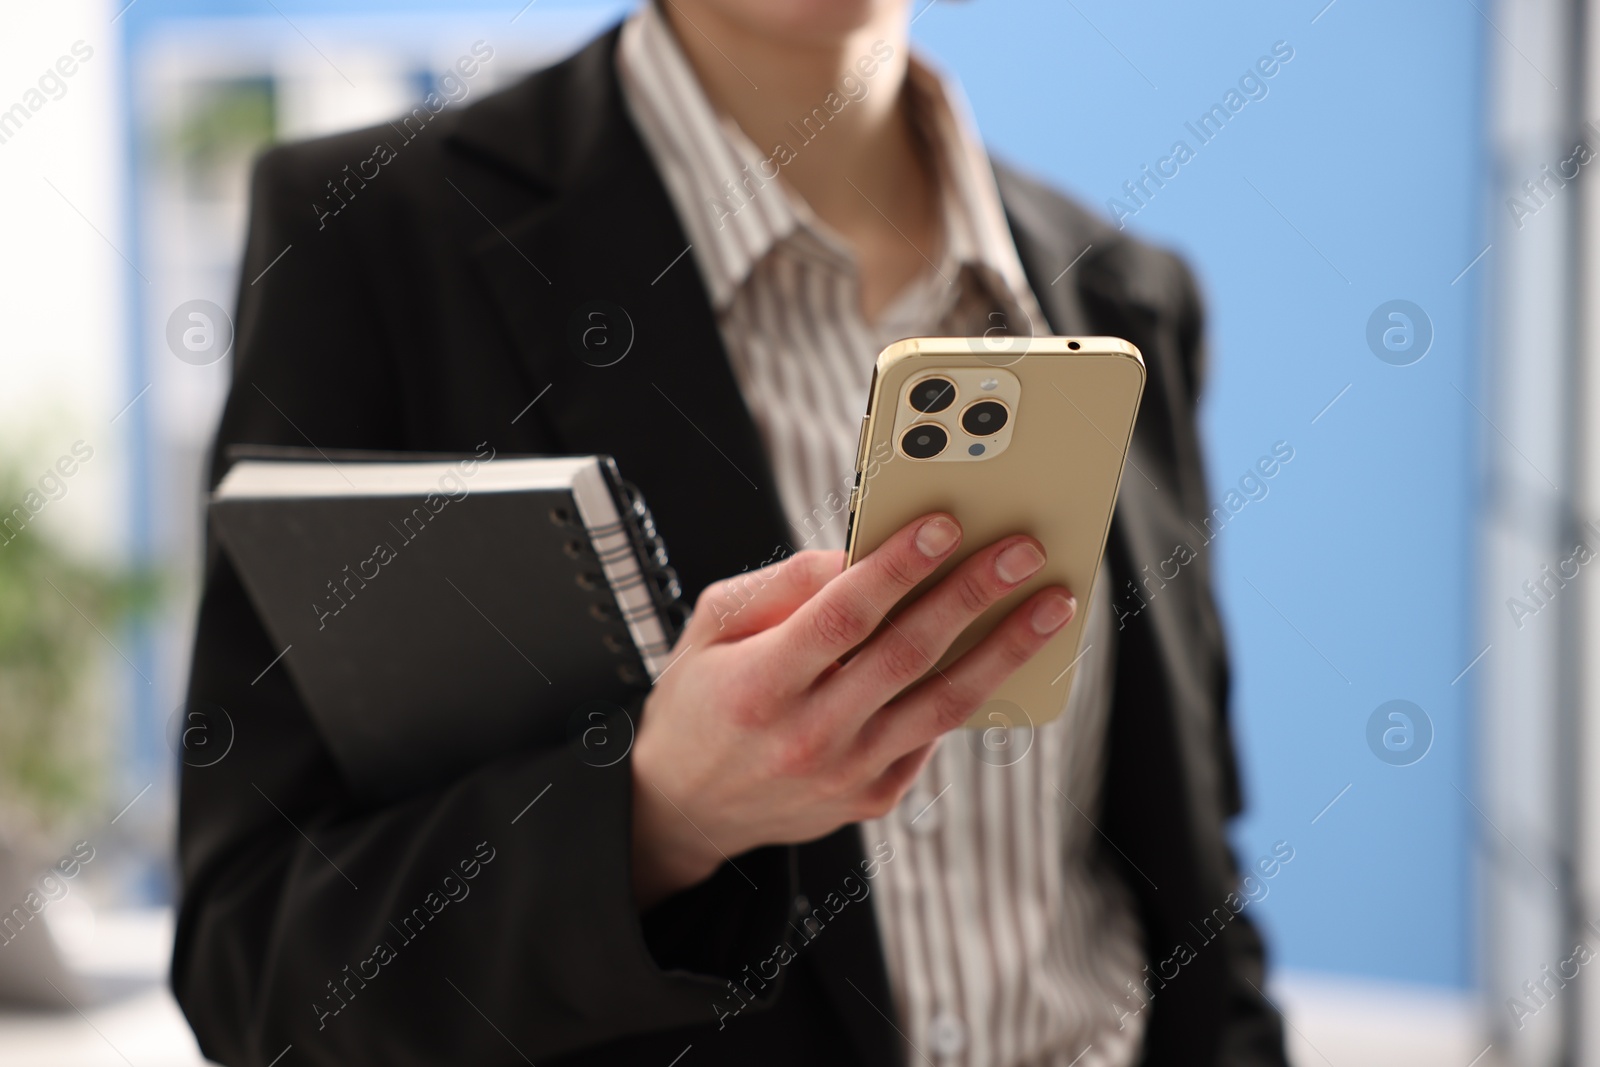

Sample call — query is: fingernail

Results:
[995,542,1045,584]
[915,516,960,558]
[1031,594,1076,635]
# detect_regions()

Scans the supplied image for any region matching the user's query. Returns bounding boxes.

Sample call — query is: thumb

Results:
[687,549,843,641]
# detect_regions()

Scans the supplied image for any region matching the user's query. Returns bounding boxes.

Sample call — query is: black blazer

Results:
[173,25,1287,1067]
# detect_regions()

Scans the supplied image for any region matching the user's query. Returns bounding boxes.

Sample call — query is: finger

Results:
[770,513,962,680]
[860,586,1077,762]
[685,549,842,642]
[828,534,1052,712]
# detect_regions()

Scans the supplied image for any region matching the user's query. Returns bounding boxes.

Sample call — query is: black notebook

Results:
[210,450,685,802]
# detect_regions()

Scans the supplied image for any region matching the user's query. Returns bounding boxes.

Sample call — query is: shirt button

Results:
[927,1012,967,1056]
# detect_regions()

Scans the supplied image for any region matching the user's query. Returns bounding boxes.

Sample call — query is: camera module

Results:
[901,423,949,460]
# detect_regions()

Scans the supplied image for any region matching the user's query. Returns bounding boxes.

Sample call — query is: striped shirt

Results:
[617,6,1145,1065]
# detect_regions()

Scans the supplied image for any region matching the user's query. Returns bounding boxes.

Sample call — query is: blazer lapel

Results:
[445,28,791,595]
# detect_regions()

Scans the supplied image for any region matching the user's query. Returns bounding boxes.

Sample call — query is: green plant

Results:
[0,469,157,839]
[167,77,277,198]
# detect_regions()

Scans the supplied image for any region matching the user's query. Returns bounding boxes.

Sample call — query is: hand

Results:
[628,513,1076,908]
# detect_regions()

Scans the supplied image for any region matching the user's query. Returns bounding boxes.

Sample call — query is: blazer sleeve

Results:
[1170,258,1290,1067]
[171,146,794,1067]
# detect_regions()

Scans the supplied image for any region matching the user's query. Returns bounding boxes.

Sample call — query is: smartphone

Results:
[843,336,1146,729]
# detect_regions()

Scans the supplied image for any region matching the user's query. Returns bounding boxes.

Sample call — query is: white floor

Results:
[0,988,210,1067]
[1273,971,1492,1067]
[0,909,211,1067]
[0,912,1489,1067]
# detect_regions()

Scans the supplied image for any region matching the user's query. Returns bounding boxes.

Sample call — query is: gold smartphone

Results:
[843,336,1146,728]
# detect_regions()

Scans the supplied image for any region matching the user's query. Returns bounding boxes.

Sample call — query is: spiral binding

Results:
[572,466,689,685]
[619,480,684,629]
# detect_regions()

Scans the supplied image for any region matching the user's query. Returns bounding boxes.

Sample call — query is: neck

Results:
[658,1,932,244]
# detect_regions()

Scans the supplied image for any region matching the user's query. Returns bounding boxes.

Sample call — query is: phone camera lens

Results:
[909,377,956,413]
[901,423,948,459]
[960,400,1009,437]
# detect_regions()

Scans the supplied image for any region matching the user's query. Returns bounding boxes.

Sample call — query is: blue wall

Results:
[915,0,1486,989]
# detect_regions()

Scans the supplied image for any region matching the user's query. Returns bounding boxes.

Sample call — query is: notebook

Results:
[210,449,686,802]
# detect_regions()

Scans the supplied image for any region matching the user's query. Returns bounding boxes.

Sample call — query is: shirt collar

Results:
[617,1,1040,322]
